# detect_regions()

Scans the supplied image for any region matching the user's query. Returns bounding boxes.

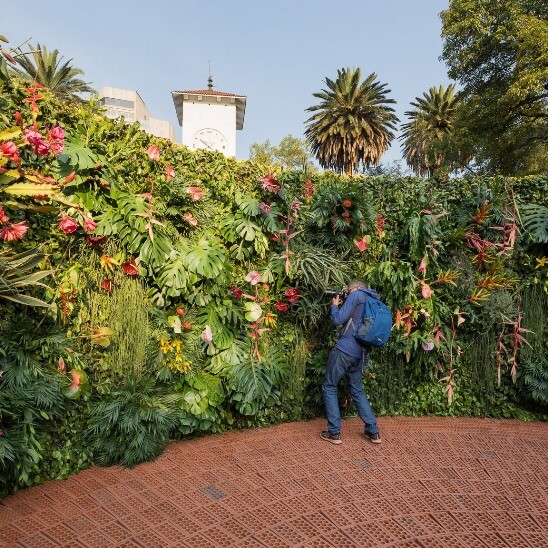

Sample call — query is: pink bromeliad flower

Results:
[58,215,79,234]
[146,145,160,160]
[25,129,50,156]
[259,174,280,193]
[0,221,28,241]
[187,187,204,200]
[83,217,97,233]
[165,164,176,181]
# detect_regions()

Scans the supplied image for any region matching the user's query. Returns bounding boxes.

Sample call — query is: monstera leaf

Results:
[521,204,548,243]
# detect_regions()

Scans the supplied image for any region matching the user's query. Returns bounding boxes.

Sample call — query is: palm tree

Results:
[400,84,462,177]
[10,43,95,101]
[305,68,398,175]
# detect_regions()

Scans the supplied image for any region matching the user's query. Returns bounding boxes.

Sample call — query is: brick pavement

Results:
[1,417,547,547]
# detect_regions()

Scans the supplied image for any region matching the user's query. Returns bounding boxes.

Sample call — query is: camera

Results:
[324,289,348,301]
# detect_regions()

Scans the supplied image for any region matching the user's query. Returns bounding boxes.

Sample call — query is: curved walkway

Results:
[1,417,547,547]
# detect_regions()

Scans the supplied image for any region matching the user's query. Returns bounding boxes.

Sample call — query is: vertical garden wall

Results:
[1,76,547,497]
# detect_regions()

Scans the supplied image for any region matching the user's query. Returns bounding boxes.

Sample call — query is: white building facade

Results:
[172,83,246,157]
[99,87,176,142]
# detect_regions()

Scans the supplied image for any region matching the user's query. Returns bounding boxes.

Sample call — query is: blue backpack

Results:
[353,289,393,348]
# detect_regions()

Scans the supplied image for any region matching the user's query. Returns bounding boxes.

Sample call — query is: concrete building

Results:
[99,87,176,142]
[172,78,246,157]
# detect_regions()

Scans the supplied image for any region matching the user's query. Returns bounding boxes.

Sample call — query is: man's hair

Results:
[348,280,367,290]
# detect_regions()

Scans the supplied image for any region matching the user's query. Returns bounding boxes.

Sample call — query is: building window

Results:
[101,97,135,109]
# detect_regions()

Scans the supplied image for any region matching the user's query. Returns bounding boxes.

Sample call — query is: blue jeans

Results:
[322,348,379,436]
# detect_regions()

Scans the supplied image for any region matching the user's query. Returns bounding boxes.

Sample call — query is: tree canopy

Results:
[249,135,316,171]
[305,67,398,175]
[9,42,96,101]
[440,0,548,174]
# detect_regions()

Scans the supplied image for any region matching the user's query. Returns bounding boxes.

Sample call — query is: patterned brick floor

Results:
[1,417,547,547]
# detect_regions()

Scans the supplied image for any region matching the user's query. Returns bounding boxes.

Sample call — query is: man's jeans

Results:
[322,348,379,436]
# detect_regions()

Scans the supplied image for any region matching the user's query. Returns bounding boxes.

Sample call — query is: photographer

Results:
[320,280,381,445]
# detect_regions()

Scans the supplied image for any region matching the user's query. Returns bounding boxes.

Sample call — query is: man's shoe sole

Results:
[320,433,342,445]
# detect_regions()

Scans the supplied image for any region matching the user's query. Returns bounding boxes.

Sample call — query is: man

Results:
[321,280,381,445]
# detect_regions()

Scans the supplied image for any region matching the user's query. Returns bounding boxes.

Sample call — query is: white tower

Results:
[172,77,246,157]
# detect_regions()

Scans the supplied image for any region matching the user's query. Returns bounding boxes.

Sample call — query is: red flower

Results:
[229,286,243,298]
[342,199,353,208]
[176,307,186,316]
[259,174,280,193]
[354,236,368,253]
[85,235,107,248]
[83,217,97,233]
[58,215,79,234]
[166,164,176,181]
[14,111,23,126]
[101,279,112,292]
[122,258,139,276]
[187,186,203,200]
[146,145,160,160]
[64,171,76,184]
[182,321,192,330]
[275,301,289,312]
[0,221,28,241]
[1,141,20,163]
[284,288,300,303]
[0,206,8,224]
[304,178,314,201]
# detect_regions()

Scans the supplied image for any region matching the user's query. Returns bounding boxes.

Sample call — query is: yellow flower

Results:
[535,257,547,270]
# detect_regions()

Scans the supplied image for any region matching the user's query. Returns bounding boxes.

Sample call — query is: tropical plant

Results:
[0,249,53,307]
[305,67,399,174]
[400,84,466,176]
[9,43,96,101]
[85,372,181,467]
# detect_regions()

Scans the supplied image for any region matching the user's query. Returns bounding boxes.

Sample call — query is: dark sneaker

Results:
[320,431,342,445]
[364,432,382,444]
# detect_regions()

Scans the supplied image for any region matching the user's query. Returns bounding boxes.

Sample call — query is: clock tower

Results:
[172,78,246,157]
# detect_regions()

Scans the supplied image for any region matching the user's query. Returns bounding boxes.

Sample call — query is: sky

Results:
[4,0,452,165]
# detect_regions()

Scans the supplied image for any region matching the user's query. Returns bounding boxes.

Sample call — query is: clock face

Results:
[191,128,227,152]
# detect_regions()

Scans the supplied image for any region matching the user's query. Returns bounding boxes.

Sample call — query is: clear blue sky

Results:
[4,0,451,165]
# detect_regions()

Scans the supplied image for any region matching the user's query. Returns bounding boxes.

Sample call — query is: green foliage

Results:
[440,0,548,174]
[86,372,181,467]
[305,67,399,174]
[249,135,316,171]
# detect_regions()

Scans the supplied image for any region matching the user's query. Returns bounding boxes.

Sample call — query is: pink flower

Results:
[304,179,314,201]
[422,340,435,351]
[0,221,28,241]
[284,287,300,303]
[58,357,66,372]
[229,286,243,298]
[259,174,280,193]
[0,206,8,224]
[201,325,213,344]
[418,256,428,275]
[183,212,198,226]
[49,126,65,140]
[421,284,433,299]
[25,129,50,156]
[354,237,368,252]
[275,301,289,312]
[146,145,160,160]
[259,202,271,214]
[1,141,20,163]
[290,200,302,212]
[245,270,261,285]
[83,217,97,233]
[122,258,139,276]
[58,216,79,234]
[50,141,64,155]
[187,187,203,200]
[14,111,23,126]
[166,164,176,181]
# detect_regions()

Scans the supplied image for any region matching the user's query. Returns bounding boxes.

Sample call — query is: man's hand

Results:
[332,295,342,306]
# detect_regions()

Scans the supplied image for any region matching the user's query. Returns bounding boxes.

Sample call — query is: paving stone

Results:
[0,417,546,546]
